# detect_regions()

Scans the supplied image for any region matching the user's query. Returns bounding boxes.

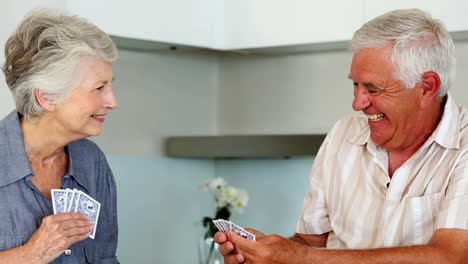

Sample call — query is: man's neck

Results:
[386,96,446,177]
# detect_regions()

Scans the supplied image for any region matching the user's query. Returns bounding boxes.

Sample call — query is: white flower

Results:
[201,177,226,194]
[201,177,249,215]
[232,189,248,214]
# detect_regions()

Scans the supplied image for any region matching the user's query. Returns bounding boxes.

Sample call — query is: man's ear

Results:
[419,72,441,109]
[35,88,55,111]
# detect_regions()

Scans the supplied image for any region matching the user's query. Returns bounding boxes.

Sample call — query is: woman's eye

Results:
[96,86,104,90]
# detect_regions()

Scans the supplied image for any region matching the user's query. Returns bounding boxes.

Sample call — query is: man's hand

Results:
[214,230,246,264]
[222,228,309,264]
[23,213,93,264]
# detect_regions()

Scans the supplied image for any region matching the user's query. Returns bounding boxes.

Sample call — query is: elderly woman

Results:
[0,10,119,263]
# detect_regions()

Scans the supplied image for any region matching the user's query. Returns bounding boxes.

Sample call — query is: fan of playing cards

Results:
[212,219,256,241]
[51,189,101,239]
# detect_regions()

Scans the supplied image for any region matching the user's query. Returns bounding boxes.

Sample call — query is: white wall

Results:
[0,0,66,119]
[217,40,468,134]
[92,49,219,156]
[218,50,354,134]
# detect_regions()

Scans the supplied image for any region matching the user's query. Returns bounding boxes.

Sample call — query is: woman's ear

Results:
[35,88,55,111]
[419,72,441,109]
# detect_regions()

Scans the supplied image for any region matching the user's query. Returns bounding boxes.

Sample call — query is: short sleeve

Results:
[296,125,337,235]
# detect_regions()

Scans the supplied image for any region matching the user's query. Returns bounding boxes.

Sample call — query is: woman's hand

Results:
[23,213,94,264]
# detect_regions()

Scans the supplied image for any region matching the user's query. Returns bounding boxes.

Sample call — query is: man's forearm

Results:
[289,233,328,248]
[305,245,457,264]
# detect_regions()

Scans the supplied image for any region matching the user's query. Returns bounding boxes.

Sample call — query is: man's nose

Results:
[352,85,371,111]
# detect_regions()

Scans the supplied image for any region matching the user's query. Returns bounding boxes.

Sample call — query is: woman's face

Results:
[53,57,117,139]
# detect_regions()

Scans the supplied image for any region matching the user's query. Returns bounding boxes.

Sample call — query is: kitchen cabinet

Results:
[220,0,365,50]
[364,0,468,32]
[66,0,364,50]
[66,0,220,49]
[66,0,468,53]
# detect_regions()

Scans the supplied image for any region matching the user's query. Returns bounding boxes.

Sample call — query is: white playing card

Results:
[68,189,80,212]
[51,189,68,214]
[212,220,223,232]
[75,191,101,239]
[220,219,229,232]
[231,223,256,241]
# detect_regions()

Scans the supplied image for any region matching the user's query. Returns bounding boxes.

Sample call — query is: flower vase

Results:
[198,237,223,264]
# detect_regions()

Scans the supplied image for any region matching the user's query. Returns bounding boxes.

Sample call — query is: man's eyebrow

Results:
[363,82,385,90]
[347,73,353,80]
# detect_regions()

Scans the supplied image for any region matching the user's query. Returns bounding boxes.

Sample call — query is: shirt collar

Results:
[0,111,91,190]
[66,141,92,192]
[346,92,461,149]
[346,114,369,145]
[432,93,460,149]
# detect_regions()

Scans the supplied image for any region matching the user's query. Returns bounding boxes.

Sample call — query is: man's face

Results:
[349,47,424,151]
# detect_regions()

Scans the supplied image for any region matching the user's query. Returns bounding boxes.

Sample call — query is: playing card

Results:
[212,220,223,232]
[75,191,101,239]
[68,189,80,212]
[65,188,73,211]
[211,219,255,241]
[218,220,226,232]
[231,223,256,241]
[51,189,68,214]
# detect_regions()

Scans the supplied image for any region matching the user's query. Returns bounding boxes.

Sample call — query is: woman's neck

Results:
[21,115,70,165]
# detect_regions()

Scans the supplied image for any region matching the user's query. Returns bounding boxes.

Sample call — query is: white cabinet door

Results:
[222,0,365,49]
[66,0,218,47]
[364,0,468,32]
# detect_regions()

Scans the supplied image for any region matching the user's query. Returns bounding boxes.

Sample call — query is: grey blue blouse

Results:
[0,111,119,263]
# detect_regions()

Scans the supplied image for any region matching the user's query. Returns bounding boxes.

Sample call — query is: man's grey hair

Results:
[351,9,455,97]
[2,9,118,121]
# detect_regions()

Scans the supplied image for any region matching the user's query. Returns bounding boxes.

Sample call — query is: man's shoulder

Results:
[328,114,368,139]
[459,105,468,131]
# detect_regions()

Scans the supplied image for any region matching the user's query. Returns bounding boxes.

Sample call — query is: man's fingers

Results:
[245,228,264,238]
[219,240,235,255]
[227,231,255,251]
[214,231,228,244]
[224,252,245,264]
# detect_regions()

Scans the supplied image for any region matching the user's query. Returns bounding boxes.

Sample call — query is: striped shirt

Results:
[297,93,468,249]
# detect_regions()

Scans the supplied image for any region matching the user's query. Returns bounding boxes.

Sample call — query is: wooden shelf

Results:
[166,135,326,159]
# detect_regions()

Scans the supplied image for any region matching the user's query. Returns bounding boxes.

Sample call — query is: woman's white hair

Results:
[2,9,118,121]
[351,9,455,97]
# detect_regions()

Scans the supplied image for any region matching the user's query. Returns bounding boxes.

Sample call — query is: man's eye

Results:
[96,86,104,90]
[368,88,381,94]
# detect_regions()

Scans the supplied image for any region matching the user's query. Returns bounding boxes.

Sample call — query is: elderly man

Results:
[215,9,468,264]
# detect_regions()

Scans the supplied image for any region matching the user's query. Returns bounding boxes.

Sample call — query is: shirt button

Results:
[64,249,72,256]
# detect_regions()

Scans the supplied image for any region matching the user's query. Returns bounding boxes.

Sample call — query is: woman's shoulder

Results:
[68,139,106,160]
